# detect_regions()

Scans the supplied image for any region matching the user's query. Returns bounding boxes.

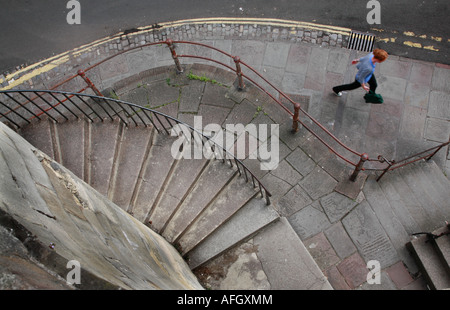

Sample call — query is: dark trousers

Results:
[333,74,378,93]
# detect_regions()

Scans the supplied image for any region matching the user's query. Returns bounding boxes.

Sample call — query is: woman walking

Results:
[332,48,388,97]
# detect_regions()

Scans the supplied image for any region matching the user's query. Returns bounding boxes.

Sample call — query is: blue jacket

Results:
[355,52,376,84]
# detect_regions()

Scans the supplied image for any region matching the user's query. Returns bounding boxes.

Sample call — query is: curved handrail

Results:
[0,89,271,205]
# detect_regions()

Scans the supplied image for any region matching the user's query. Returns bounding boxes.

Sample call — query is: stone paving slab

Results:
[277,184,313,217]
[303,231,340,272]
[335,252,369,289]
[385,261,415,289]
[299,166,338,200]
[342,201,400,269]
[324,222,357,260]
[288,202,331,240]
[319,191,358,223]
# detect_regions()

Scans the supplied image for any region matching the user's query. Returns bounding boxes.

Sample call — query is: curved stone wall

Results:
[0,121,203,290]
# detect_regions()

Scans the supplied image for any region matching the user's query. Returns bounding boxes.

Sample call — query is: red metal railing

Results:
[1,39,448,182]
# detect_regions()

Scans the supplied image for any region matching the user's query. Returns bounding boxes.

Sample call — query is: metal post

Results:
[376,156,394,182]
[350,153,368,182]
[166,39,183,73]
[292,102,300,133]
[77,70,103,97]
[233,56,244,90]
[426,143,445,161]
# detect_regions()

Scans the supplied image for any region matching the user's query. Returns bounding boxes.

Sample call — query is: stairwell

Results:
[17,114,280,265]
[10,64,333,289]
[7,63,450,290]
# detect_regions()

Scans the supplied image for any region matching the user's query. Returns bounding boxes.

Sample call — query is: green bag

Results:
[364,90,383,104]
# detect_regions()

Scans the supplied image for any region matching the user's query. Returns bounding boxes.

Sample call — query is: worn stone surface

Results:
[336,252,368,289]
[320,191,358,223]
[254,218,332,290]
[194,240,270,290]
[304,232,340,272]
[288,202,331,240]
[324,222,357,260]
[0,122,203,290]
[342,201,400,269]
[299,166,338,200]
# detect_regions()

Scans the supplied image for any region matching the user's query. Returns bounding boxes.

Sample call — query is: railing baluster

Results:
[91,97,114,121]
[48,92,79,120]
[233,56,245,90]
[166,39,183,73]
[3,92,41,120]
[153,113,170,135]
[0,99,31,127]
[101,97,128,125]
[376,162,393,182]
[77,70,103,97]
[126,105,143,127]
[34,92,68,121]
[350,153,369,182]
[18,91,58,123]
[142,109,159,132]
[112,101,135,127]
[62,93,93,122]
[235,159,241,175]
[265,191,271,206]
[242,166,249,182]
[0,109,21,128]
[74,94,102,120]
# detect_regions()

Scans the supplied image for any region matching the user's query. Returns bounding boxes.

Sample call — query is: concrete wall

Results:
[0,121,203,290]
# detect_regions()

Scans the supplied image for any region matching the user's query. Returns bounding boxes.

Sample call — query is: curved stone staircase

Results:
[17,113,279,267]
[9,62,450,290]
[10,63,289,282]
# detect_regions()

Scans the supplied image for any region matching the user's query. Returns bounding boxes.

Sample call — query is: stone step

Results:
[252,217,332,290]
[406,225,450,290]
[433,226,450,276]
[88,117,122,197]
[177,174,259,255]
[397,162,447,226]
[129,133,178,223]
[108,123,155,212]
[363,175,418,272]
[383,168,436,232]
[55,116,87,181]
[18,118,56,160]
[148,156,209,233]
[419,160,450,217]
[186,197,280,270]
[412,161,450,216]
[162,159,237,243]
[377,171,422,235]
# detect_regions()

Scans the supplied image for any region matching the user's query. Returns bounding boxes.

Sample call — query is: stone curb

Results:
[0,18,351,90]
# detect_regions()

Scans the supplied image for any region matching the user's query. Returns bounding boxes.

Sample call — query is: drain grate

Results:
[347,31,376,52]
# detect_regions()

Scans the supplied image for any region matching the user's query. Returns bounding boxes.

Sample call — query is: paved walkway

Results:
[2,20,449,290]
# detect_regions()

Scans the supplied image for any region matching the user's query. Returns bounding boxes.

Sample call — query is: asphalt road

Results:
[0,0,448,74]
